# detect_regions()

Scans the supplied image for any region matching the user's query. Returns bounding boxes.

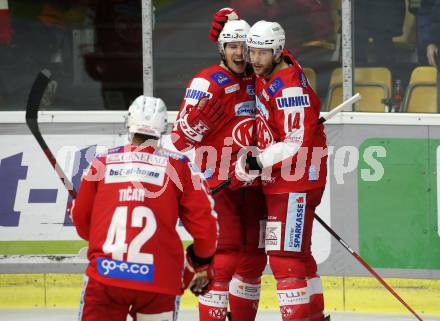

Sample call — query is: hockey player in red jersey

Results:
[72,96,218,321]
[234,21,329,321]
[171,9,267,321]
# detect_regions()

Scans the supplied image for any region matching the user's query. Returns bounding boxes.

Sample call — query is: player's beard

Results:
[253,62,275,78]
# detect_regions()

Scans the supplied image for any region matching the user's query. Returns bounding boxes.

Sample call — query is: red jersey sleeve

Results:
[177,162,217,258]
[71,157,106,240]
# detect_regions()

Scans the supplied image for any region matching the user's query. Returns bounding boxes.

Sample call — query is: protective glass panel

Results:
[353,0,439,113]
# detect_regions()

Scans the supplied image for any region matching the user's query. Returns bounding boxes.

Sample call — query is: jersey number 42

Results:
[103,206,157,264]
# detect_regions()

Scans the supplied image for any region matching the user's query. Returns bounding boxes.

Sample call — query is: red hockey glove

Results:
[182,244,214,296]
[209,7,240,42]
[179,97,228,143]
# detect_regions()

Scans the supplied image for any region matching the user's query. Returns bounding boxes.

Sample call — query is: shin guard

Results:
[276,277,310,321]
[228,276,261,321]
[199,281,229,321]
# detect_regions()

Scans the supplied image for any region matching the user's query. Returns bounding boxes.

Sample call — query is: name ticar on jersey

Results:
[119,187,146,202]
[276,94,310,109]
[185,88,212,100]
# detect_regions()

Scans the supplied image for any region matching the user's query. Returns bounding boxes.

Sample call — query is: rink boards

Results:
[0,111,440,314]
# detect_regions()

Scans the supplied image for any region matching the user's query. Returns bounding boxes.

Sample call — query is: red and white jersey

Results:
[72,144,217,296]
[172,65,256,189]
[255,49,327,194]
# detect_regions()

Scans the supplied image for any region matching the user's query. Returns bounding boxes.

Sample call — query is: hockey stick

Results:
[314,215,423,321]
[210,93,361,195]
[25,70,77,198]
[436,55,440,113]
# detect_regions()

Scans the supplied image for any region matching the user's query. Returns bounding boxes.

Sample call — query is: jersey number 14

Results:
[287,112,301,132]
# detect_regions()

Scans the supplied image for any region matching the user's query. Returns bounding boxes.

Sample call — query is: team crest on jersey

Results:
[208,308,227,319]
[256,116,274,149]
[276,94,310,109]
[232,118,256,148]
[268,77,284,96]
[246,85,255,97]
[210,72,231,86]
[185,88,212,100]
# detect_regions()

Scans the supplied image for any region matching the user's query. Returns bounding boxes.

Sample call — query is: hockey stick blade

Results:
[25,70,51,122]
[313,215,423,320]
[211,93,362,195]
[25,70,77,198]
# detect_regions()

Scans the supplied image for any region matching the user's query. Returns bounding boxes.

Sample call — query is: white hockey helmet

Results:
[218,19,251,55]
[127,96,168,139]
[246,20,285,57]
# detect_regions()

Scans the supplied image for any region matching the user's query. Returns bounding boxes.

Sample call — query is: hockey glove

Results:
[180,97,227,143]
[182,244,214,296]
[234,154,262,183]
[209,7,240,42]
